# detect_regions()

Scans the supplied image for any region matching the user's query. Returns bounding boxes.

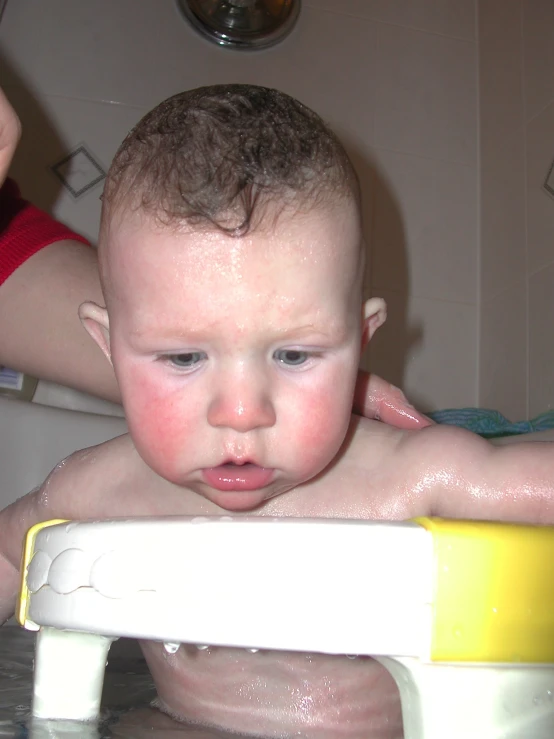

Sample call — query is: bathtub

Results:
[0,396,127,508]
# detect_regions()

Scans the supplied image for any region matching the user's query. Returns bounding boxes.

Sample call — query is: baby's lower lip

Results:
[202,464,274,491]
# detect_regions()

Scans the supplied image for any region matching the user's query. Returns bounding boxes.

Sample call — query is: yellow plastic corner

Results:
[17,519,68,628]
[415,517,554,663]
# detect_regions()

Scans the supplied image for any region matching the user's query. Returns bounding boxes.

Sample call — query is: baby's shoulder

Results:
[389,422,490,457]
[356,421,491,480]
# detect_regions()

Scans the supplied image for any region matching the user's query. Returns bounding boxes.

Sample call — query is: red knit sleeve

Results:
[0,178,90,286]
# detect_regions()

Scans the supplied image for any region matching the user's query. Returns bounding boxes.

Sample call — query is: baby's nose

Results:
[207,373,276,432]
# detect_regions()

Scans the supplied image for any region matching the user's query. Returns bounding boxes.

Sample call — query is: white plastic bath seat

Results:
[17,516,554,739]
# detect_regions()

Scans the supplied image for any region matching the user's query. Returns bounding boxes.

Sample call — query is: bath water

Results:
[0,624,257,738]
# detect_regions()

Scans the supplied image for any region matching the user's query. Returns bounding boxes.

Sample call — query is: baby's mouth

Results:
[202,462,274,492]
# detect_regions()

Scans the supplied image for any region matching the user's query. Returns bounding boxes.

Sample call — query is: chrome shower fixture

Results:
[176,0,301,50]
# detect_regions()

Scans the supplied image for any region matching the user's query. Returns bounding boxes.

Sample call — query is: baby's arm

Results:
[5,420,545,625]
[0,434,222,625]
[396,424,554,523]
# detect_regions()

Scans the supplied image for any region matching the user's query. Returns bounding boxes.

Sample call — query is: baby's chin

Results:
[197,480,297,512]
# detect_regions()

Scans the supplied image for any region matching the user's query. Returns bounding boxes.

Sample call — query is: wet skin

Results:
[5,419,554,738]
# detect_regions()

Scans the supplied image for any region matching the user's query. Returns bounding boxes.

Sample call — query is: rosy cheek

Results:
[288,380,352,471]
[121,369,188,477]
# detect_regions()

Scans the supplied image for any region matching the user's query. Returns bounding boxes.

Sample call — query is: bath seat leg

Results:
[32,627,115,720]
[377,656,554,739]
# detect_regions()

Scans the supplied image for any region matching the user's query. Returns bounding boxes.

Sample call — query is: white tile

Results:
[479,0,521,43]
[371,148,478,303]
[374,23,477,166]
[5,86,145,242]
[364,290,478,412]
[0,0,46,95]
[1,0,247,106]
[523,0,554,122]
[479,283,527,421]
[249,8,378,145]
[529,263,554,417]
[478,5,524,157]
[2,1,381,243]
[480,131,526,298]
[526,101,554,275]
[0,0,377,135]
[304,0,476,41]
[1,0,186,106]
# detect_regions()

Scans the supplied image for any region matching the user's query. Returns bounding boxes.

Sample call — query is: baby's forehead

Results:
[101,196,363,299]
[102,199,364,335]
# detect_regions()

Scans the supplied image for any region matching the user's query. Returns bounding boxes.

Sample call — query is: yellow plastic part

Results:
[415,517,554,663]
[17,519,68,628]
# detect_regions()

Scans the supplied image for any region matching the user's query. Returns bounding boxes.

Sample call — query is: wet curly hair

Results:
[101,84,360,236]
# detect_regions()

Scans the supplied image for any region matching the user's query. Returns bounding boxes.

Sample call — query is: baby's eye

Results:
[166,351,207,368]
[274,349,310,366]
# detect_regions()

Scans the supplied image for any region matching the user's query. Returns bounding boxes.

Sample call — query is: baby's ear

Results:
[79,301,112,365]
[361,297,387,349]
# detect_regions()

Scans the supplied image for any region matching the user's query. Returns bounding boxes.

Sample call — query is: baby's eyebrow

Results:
[128,318,221,341]
[272,321,347,341]
[125,313,350,348]
[273,324,319,337]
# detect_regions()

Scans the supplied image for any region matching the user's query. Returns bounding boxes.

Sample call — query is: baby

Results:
[4,84,554,738]
[79,83,387,513]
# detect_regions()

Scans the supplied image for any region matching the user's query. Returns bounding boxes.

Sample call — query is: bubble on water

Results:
[163,642,180,654]
[196,645,209,650]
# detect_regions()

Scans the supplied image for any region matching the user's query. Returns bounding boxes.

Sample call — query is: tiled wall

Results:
[479,0,554,420]
[1,0,479,414]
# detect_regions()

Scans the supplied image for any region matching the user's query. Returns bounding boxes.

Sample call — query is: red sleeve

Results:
[0,178,90,286]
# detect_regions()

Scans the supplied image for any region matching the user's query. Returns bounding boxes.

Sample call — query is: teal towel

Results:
[427,408,554,439]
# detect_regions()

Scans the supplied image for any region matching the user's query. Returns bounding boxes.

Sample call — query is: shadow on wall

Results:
[343,135,424,405]
[1,52,67,213]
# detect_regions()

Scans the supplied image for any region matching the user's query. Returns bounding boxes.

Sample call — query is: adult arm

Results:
[0,87,121,402]
[0,238,121,403]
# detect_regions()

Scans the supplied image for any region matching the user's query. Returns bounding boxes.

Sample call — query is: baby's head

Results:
[81,84,386,510]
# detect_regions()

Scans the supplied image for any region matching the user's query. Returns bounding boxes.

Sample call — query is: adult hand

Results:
[354,369,433,429]
[0,87,20,186]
